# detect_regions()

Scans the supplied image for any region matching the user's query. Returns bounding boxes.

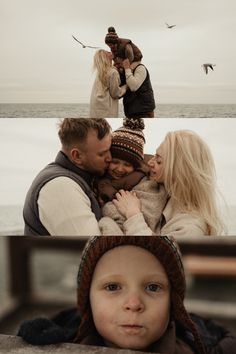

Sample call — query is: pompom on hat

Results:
[111,118,145,168]
[105,26,119,44]
[75,236,206,354]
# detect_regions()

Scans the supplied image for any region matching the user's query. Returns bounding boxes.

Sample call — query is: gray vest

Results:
[23,151,102,235]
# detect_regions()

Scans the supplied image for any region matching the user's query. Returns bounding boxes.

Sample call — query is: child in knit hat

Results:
[105,26,143,64]
[95,118,167,234]
[95,117,148,205]
[18,236,236,353]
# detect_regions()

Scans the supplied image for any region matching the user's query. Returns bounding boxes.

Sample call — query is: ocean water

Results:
[0,205,24,236]
[0,204,236,236]
[1,103,236,118]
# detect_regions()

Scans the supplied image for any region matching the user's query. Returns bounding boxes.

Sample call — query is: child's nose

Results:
[116,164,125,172]
[123,294,144,312]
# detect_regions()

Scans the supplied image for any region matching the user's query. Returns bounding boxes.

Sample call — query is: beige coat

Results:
[98,177,208,237]
[99,178,168,235]
[89,67,126,118]
[122,198,208,236]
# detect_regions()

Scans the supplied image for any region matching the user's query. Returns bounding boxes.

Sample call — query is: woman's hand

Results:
[113,190,141,219]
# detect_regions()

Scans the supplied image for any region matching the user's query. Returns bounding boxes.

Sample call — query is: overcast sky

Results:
[1,0,236,104]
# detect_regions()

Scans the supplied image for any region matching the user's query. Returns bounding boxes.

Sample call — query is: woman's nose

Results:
[123,294,144,312]
[148,157,154,167]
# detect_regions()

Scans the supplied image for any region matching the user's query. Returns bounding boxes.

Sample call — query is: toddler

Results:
[96,118,167,234]
[18,236,236,353]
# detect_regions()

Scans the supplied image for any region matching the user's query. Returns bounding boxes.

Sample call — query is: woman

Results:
[89,49,127,118]
[113,130,226,236]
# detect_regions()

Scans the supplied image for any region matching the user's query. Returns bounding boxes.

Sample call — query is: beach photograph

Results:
[0,117,236,235]
[0,0,236,117]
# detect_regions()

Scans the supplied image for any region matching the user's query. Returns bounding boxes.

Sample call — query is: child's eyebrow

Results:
[96,274,123,280]
[143,273,169,283]
[95,273,169,284]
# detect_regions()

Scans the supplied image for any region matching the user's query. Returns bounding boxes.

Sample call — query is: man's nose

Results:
[123,294,144,313]
[105,151,112,162]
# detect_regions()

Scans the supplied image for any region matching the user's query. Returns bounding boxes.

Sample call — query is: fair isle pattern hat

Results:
[105,26,119,44]
[75,236,206,354]
[111,118,145,168]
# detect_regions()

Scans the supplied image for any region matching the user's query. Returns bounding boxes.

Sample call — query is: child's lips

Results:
[120,324,144,334]
[112,171,126,179]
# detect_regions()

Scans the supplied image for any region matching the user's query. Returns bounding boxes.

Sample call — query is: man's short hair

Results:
[58,118,111,148]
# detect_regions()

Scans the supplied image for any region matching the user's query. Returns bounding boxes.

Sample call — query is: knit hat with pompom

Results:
[105,26,119,44]
[110,118,145,168]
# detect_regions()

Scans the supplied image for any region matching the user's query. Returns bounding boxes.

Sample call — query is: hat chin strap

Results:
[172,294,206,354]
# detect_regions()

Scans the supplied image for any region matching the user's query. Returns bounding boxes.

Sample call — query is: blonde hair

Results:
[162,130,225,235]
[93,49,112,88]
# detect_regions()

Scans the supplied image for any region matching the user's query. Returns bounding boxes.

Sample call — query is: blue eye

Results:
[146,283,161,292]
[105,283,120,291]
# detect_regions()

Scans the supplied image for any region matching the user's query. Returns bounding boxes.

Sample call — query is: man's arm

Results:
[38,177,101,236]
[123,61,147,91]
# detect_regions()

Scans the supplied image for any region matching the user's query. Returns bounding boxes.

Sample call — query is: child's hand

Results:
[113,190,141,219]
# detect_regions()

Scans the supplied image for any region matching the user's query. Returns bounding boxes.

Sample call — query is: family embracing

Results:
[23,118,225,236]
[89,27,156,118]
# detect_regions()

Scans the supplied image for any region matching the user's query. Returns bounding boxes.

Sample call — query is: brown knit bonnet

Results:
[111,118,145,168]
[105,26,119,44]
[76,236,206,353]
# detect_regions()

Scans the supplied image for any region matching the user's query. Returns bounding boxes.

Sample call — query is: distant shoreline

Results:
[1,103,236,118]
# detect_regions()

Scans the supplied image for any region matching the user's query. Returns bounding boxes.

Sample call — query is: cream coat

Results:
[122,198,208,236]
[89,67,126,118]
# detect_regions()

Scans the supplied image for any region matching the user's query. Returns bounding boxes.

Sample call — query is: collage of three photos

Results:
[1,1,236,353]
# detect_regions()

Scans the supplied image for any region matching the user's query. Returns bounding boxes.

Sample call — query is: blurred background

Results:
[0,236,235,336]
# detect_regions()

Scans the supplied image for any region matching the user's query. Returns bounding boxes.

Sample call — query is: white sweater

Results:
[38,177,101,236]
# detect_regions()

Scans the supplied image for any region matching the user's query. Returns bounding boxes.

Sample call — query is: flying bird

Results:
[165,22,176,29]
[202,63,216,74]
[72,35,99,49]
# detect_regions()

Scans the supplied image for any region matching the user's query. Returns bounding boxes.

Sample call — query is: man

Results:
[116,58,156,118]
[23,118,112,236]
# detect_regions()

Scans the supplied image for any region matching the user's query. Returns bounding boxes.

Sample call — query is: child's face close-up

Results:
[89,245,170,350]
[108,158,135,179]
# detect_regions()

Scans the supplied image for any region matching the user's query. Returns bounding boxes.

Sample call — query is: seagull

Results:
[72,35,99,49]
[165,22,176,29]
[202,63,216,74]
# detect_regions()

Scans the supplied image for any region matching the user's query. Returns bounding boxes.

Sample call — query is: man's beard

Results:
[85,164,107,177]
